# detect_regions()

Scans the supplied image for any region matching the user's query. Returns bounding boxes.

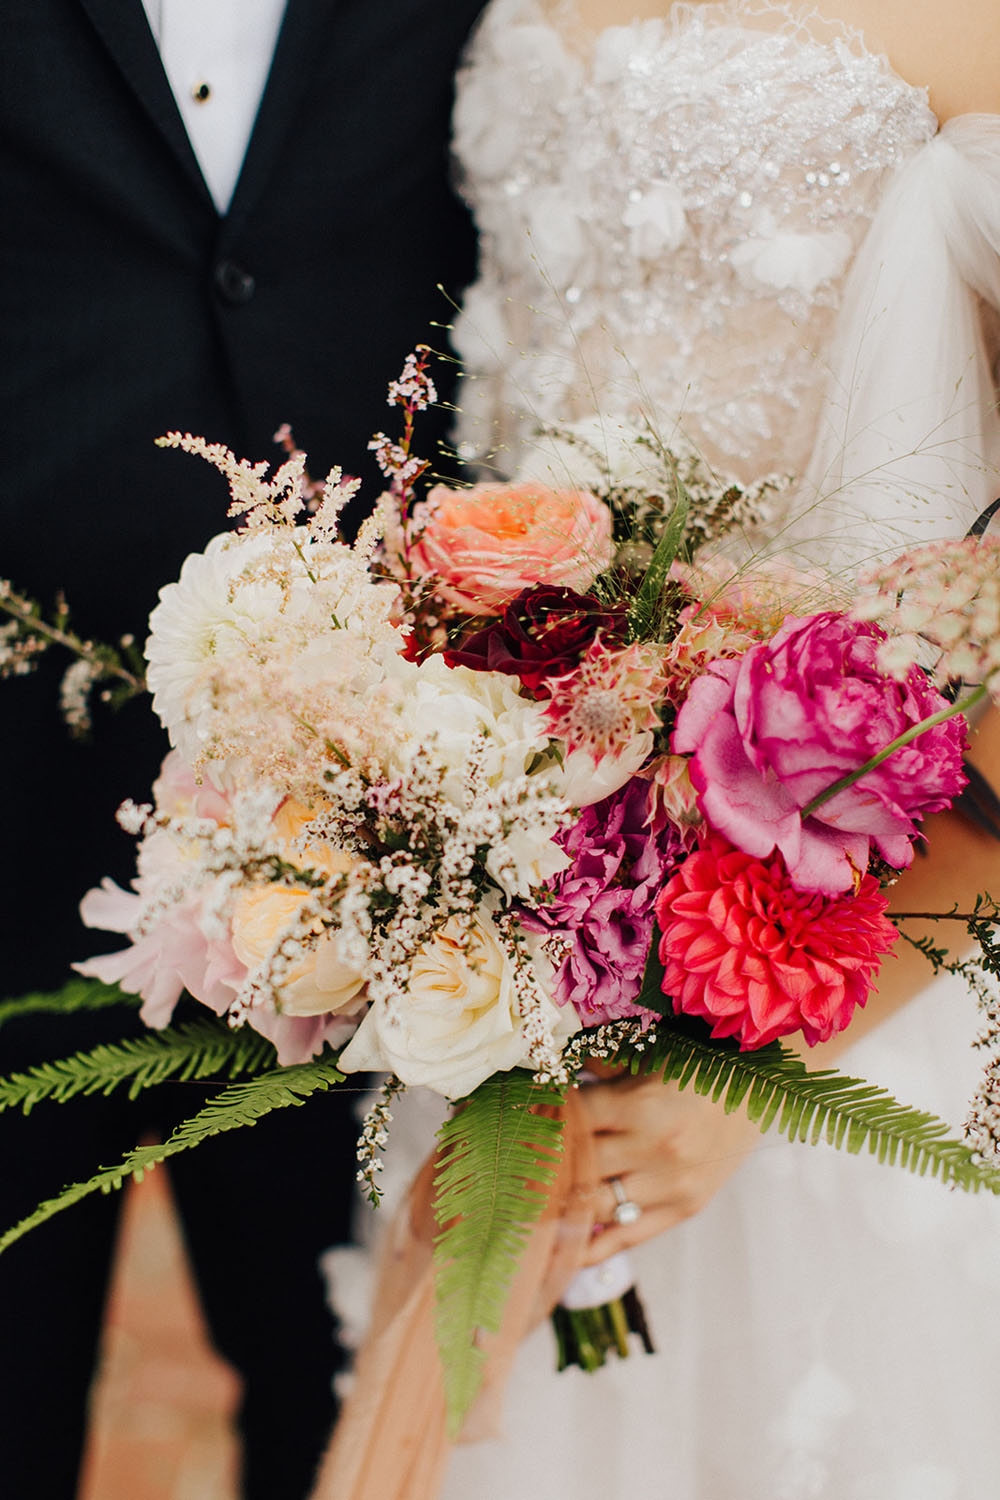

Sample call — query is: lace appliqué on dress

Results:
[451,0,936,482]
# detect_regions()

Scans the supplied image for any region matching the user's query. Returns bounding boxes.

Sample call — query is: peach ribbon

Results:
[309,1093,597,1500]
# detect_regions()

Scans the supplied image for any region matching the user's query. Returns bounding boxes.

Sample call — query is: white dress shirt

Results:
[141,0,288,212]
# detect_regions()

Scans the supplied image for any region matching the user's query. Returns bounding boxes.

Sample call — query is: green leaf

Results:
[0,1055,345,1256]
[0,979,138,1031]
[0,1016,276,1114]
[433,1072,565,1436]
[627,479,689,640]
[635,930,672,1017]
[618,1025,1000,1194]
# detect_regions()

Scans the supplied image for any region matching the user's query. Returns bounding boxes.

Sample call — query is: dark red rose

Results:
[444,585,629,696]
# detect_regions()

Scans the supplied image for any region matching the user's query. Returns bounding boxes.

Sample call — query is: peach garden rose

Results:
[409,481,613,614]
[229,799,367,1019]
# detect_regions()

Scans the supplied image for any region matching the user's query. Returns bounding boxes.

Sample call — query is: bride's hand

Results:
[573,1070,762,1266]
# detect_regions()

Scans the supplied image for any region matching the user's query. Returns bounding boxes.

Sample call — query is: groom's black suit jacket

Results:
[2,0,486,969]
[0,3,486,1495]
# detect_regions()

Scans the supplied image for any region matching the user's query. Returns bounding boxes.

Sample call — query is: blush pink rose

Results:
[655,835,898,1049]
[410,482,613,614]
[673,612,966,896]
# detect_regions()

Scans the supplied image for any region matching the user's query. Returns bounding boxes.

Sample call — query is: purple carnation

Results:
[521,777,690,1024]
[673,611,967,896]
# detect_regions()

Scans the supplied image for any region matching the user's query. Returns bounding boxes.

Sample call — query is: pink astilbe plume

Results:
[655,835,898,1050]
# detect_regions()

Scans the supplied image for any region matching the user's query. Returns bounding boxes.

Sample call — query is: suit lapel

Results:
[224,0,339,232]
[77,0,214,209]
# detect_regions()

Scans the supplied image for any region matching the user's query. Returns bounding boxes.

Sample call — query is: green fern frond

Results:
[634,931,1000,1192]
[0,979,138,1031]
[0,1055,345,1256]
[620,1025,1000,1194]
[433,1072,566,1436]
[0,1016,276,1114]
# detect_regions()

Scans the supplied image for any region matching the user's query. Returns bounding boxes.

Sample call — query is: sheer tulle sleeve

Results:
[786,115,1000,574]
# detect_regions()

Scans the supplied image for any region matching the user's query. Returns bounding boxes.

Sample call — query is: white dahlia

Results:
[145,531,282,765]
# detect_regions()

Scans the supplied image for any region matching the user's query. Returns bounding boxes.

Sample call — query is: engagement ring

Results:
[609,1176,642,1227]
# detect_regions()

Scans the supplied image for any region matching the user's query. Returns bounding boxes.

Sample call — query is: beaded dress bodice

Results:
[450,0,938,483]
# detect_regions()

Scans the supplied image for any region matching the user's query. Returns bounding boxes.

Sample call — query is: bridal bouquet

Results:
[3,351,1000,1431]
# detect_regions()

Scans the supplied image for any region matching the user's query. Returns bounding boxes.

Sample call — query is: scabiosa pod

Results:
[853,534,1000,698]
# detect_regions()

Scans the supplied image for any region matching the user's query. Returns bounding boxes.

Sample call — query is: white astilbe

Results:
[156,431,363,532]
[59,658,102,735]
[964,964,1000,1166]
[356,1076,407,1206]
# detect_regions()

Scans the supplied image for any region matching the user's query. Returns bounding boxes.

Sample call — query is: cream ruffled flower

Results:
[381,654,551,798]
[377,654,571,894]
[229,799,367,1018]
[146,524,403,790]
[146,532,282,766]
[337,903,578,1099]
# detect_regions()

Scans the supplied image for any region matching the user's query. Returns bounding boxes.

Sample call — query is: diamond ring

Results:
[609,1175,642,1226]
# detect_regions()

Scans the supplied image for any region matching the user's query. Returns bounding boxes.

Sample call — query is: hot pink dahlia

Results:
[654,836,898,1050]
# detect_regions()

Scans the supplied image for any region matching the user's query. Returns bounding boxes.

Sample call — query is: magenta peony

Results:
[409,481,613,614]
[672,611,967,896]
[655,836,898,1049]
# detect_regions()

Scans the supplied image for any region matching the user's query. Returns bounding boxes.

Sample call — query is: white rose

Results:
[337,905,578,1099]
[485,821,570,902]
[383,655,551,802]
[554,736,655,808]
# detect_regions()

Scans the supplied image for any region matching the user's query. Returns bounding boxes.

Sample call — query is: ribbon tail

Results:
[309,1094,597,1500]
[309,1155,450,1500]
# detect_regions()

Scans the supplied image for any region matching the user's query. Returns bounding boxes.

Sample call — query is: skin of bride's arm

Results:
[831,0,1000,121]
[574,710,1000,1266]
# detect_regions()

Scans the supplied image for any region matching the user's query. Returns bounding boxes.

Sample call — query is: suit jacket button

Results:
[214,261,256,305]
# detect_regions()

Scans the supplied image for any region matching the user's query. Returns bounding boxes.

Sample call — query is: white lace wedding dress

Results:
[423,4,1000,1498]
